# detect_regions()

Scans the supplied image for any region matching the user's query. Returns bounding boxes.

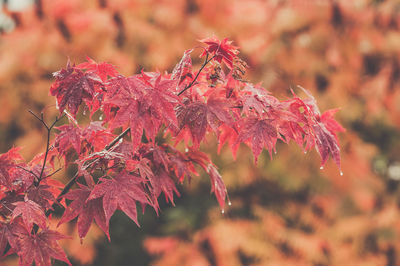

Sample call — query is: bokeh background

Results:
[1,0,400,265]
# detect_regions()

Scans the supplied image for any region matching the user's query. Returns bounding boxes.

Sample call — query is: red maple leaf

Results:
[12,200,47,230]
[313,122,342,170]
[107,74,179,151]
[150,168,180,205]
[26,178,63,210]
[58,183,108,239]
[200,37,239,69]
[176,95,234,148]
[237,117,278,163]
[320,109,346,141]
[171,49,193,87]
[88,172,151,227]
[0,147,23,188]
[50,62,103,116]
[77,56,119,82]
[207,164,228,210]
[81,121,114,153]
[16,228,71,266]
[55,124,81,156]
[0,220,26,258]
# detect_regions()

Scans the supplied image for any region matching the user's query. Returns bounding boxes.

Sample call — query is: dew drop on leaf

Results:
[221,209,225,214]
[228,201,232,206]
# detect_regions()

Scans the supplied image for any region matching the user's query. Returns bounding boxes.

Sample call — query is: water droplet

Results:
[304,151,307,154]
[185,148,189,152]
[55,101,59,110]
[221,209,225,214]
[83,109,86,115]
[274,150,277,155]
[118,139,123,143]
[99,114,103,121]
[320,166,324,170]
[228,201,232,206]
[340,171,343,176]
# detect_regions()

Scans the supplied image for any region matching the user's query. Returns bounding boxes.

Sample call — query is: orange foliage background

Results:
[1,0,400,265]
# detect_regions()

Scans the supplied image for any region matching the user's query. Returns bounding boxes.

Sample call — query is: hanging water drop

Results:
[221,209,225,214]
[228,201,232,206]
[304,151,307,154]
[320,166,324,170]
[119,138,123,143]
[340,171,343,176]
[99,114,103,121]
[185,148,189,152]
[83,109,86,116]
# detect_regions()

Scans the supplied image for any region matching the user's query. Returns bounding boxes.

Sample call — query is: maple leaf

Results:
[167,147,197,182]
[207,164,228,210]
[320,109,346,141]
[12,199,47,230]
[107,74,179,151]
[16,228,71,266]
[50,62,103,116]
[58,183,108,239]
[313,122,342,170]
[171,49,193,87]
[8,165,35,191]
[150,168,180,205]
[0,192,23,217]
[176,101,208,147]
[77,56,119,82]
[88,172,150,227]
[200,37,239,69]
[176,96,234,147]
[186,149,211,171]
[26,178,62,210]
[0,147,23,188]
[0,220,26,257]
[217,124,239,159]
[81,121,114,153]
[55,124,81,156]
[237,117,278,163]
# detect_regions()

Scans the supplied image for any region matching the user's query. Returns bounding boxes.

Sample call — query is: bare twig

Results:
[44,167,62,178]
[16,165,39,180]
[177,53,216,96]
[29,111,66,185]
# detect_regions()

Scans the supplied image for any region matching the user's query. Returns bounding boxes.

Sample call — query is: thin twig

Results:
[44,167,62,178]
[29,110,48,130]
[105,127,131,150]
[38,114,65,183]
[177,53,216,96]
[16,165,39,180]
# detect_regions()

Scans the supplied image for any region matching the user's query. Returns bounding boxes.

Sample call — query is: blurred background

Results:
[1,0,400,265]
